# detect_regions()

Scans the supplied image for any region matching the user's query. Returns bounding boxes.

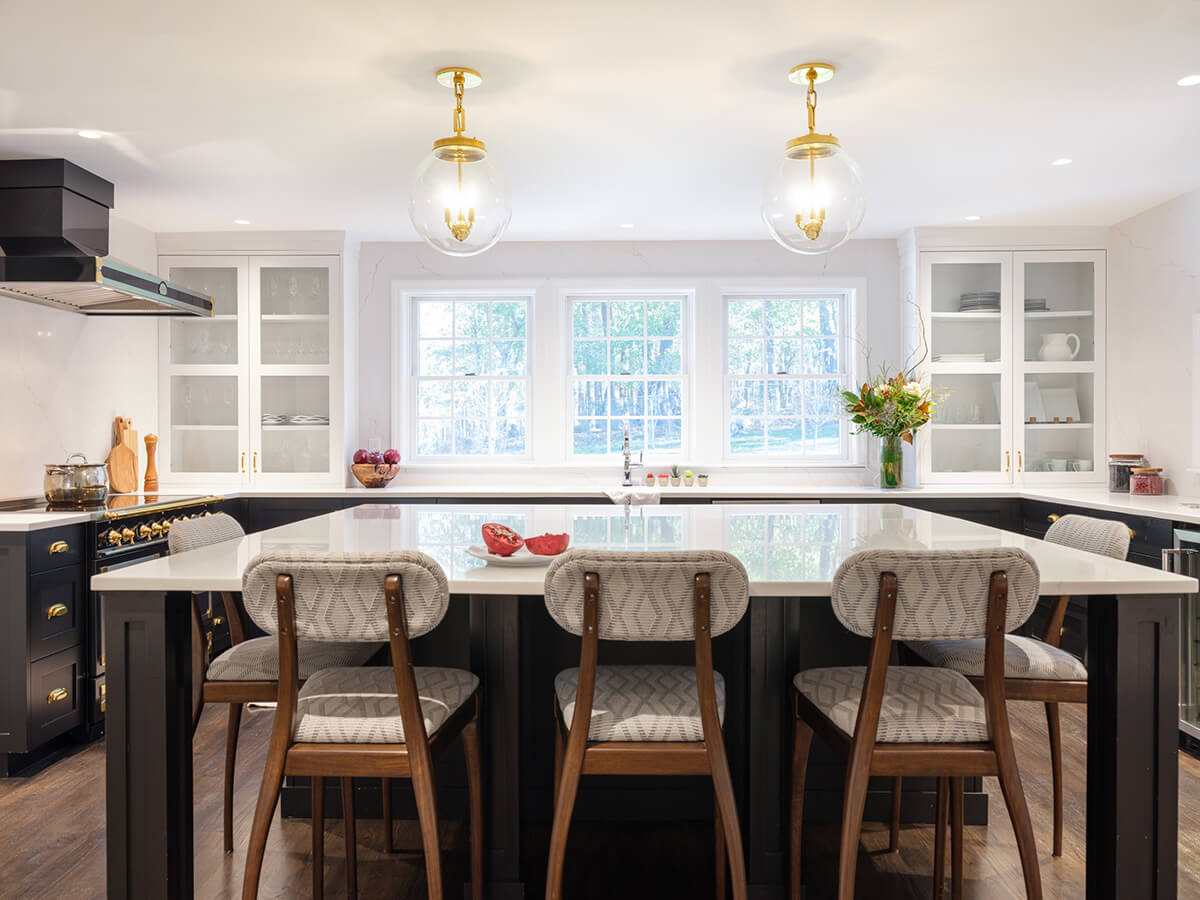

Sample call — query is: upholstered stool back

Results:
[1045,514,1130,560]
[168,512,245,554]
[544,549,750,641]
[242,551,449,642]
[831,548,1040,641]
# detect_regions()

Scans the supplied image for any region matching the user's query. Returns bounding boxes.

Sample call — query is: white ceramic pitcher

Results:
[1038,332,1080,361]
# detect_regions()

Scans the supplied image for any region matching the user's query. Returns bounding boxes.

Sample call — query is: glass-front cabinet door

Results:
[158,256,250,486]
[1014,250,1105,482]
[919,251,1015,483]
[247,256,342,486]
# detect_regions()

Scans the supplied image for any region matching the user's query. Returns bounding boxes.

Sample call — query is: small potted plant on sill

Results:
[670,464,681,487]
[657,472,669,488]
[697,474,709,486]
[683,469,694,486]
[644,471,656,487]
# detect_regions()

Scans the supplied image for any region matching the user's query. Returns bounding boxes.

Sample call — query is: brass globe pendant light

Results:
[762,63,866,255]
[409,67,511,256]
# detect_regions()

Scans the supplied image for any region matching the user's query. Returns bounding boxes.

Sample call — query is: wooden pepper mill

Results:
[143,434,159,492]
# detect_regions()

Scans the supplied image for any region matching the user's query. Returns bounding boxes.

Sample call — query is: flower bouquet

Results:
[841,370,936,488]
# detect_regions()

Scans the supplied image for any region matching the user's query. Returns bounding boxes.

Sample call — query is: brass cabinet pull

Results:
[1048,514,1060,523]
[252,451,258,473]
[46,603,69,620]
[100,698,106,713]
[100,683,106,696]
[1005,450,1010,473]
[1017,450,1023,472]
[212,616,224,626]
[241,451,246,473]
[47,688,68,704]
[48,540,70,555]
[1128,527,1136,540]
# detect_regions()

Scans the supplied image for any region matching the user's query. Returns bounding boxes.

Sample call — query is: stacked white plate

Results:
[261,414,286,425]
[934,353,987,363]
[958,291,1001,312]
[288,414,330,425]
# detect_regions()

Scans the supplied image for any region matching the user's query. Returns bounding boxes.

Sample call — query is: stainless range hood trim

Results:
[0,257,214,316]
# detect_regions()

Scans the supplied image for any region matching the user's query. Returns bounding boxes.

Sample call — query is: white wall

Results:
[358,239,901,484]
[1108,188,1200,494]
[0,216,159,499]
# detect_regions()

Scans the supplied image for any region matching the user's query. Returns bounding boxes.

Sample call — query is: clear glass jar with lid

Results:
[1108,453,1148,492]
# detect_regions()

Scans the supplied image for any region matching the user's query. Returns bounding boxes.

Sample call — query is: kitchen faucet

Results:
[621,426,643,486]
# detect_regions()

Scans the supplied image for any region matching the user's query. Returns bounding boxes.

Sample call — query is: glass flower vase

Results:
[879,435,904,489]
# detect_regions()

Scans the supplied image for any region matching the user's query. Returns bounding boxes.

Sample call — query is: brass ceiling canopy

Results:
[784,63,840,160]
[431,67,488,162]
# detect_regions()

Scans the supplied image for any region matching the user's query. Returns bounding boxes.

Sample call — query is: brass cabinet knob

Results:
[1047,514,1060,523]
[47,688,68,704]
[120,528,135,543]
[46,603,69,620]
[138,524,153,540]
[48,540,70,555]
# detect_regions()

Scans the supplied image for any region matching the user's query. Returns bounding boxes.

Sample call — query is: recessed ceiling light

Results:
[1178,75,1200,87]
[1050,158,1073,167]
[233,219,251,225]
[964,215,982,221]
[619,223,634,229]
[77,129,104,140]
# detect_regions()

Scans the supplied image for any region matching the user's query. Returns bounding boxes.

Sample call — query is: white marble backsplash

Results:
[0,295,159,499]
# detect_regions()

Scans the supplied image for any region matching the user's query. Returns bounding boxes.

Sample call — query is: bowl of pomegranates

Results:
[351,448,400,488]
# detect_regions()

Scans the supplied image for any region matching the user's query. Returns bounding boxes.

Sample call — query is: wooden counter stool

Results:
[903,514,1130,857]
[543,550,750,900]
[239,551,483,900]
[789,548,1044,900]
[171,515,383,855]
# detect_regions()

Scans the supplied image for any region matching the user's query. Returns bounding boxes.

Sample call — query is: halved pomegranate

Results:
[523,532,570,556]
[481,523,524,556]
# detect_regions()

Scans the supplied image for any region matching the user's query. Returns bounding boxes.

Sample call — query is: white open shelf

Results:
[261,314,330,322]
[172,424,238,431]
[1025,310,1094,319]
[931,423,1002,430]
[261,424,330,431]
[931,311,1001,320]
[1025,422,1093,429]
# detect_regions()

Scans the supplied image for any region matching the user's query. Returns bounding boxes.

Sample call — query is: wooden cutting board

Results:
[107,417,138,494]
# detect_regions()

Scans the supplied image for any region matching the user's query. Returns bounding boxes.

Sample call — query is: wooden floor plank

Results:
[0,699,1197,898]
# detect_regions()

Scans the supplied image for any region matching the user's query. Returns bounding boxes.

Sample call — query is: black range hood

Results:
[0,158,212,316]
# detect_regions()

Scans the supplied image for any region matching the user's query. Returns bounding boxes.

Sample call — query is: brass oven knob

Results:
[120,528,135,544]
[106,530,122,547]
[150,522,163,538]
[138,524,153,540]
[161,519,171,535]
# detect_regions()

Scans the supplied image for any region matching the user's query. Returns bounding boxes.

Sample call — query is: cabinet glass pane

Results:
[259,267,329,316]
[170,375,239,473]
[260,375,330,474]
[929,262,1002,363]
[1023,261,1095,363]
[929,373,1003,474]
[1022,373,1095,474]
[167,266,240,365]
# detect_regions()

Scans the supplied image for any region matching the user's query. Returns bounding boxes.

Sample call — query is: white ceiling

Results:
[1,0,1198,241]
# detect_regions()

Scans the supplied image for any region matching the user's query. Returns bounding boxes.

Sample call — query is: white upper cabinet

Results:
[915,246,1105,485]
[158,253,343,488]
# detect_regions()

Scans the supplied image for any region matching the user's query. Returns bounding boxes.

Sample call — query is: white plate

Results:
[1039,387,1081,422]
[467,545,555,567]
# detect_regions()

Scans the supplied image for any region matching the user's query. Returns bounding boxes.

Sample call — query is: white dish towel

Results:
[604,487,661,505]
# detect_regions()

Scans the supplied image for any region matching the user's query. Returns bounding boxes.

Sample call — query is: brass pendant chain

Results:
[806,67,818,133]
[453,72,466,137]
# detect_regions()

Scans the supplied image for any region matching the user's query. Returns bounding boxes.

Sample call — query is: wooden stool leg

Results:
[381,777,394,854]
[462,715,485,900]
[223,703,243,855]
[341,777,358,900]
[995,733,1044,900]
[546,720,587,900]
[835,753,872,900]
[715,793,727,900]
[239,719,286,900]
[1045,701,1064,857]
[789,717,814,900]
[409,742,445,900]
[312,776,325,900]
[889,775,902,853]
[950,776,964,900]
[933,776,948,898]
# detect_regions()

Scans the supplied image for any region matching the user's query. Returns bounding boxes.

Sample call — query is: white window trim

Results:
[718,284,866,467]
[394,288,537,464]
[560,287,694,463]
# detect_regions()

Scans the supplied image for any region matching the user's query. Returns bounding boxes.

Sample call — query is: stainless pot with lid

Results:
[43,453,109,505]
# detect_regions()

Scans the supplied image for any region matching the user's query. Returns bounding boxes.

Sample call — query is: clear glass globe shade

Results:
[408,150,511,257]
[761,142,866,255]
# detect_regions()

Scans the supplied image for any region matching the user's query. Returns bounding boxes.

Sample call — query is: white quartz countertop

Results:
[9,481,1200,532]
[90,502,1197,597]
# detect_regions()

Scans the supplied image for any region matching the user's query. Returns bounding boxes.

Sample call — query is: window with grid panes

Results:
[725,292,850,459]
[569,294,686,456]
[412,295,531,457]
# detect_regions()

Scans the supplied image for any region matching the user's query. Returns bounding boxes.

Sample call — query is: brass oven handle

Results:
[48,540,70,555]
[47,688,68,704]
[46,603,69,620]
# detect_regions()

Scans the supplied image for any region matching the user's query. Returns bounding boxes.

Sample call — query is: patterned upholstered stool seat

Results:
[206,636,381,682]
[554,664,726,742]
[294,666,480,743]
[794,665,988,743]
[906,635,1087,681]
